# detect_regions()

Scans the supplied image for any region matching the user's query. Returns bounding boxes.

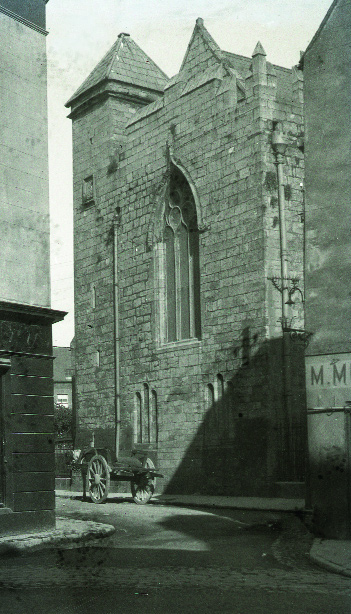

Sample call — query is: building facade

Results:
[53,346,74,410]
[67,20,306,497]
[303,0,351,537]
[0,1,65,534]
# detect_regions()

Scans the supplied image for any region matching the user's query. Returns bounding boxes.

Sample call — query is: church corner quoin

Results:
[67,19,306,498]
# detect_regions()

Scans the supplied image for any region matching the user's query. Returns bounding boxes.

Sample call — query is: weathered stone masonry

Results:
[67,20,305,497]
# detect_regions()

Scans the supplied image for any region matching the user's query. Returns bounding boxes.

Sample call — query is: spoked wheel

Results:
[131,458,156,505]
[86,454,110,503]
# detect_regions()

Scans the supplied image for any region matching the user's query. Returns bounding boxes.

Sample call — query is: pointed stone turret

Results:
[66,33,169,114]
[292,65,304,104]
[252,41,267,85]
[252,41,267,58]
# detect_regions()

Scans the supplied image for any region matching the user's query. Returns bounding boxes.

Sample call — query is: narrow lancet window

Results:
[163,166,201,342]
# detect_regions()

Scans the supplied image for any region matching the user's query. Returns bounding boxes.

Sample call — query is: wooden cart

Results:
[77,448,163,504]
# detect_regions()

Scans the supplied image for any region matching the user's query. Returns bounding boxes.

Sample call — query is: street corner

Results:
[310,538,351,578]
[0,517,115,554]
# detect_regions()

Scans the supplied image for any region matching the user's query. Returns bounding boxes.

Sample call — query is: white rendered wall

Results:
[0,12,50,307]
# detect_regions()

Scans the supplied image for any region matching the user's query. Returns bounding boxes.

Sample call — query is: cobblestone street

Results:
[1,496,351,612]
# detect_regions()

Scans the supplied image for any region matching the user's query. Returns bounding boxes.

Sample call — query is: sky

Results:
[47,0,332,347]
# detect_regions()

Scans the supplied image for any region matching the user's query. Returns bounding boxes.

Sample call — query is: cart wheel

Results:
[131,458,156,505]
[86,454,110,503]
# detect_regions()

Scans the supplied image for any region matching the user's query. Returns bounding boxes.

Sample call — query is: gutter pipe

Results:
[272,128,292,477]
[113,211,121,459]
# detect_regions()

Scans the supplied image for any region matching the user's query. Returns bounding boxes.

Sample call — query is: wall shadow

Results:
[164,329,307,497]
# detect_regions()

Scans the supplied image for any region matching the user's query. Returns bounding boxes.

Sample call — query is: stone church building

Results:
[67,19,306,497]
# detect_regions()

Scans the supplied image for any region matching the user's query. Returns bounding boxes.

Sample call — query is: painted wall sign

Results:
[306,353,351,410]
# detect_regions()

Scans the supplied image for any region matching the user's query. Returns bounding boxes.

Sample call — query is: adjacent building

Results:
[303,0,351,537]
[0,1,65,534]
[67,20,306,497]
[53,346,74,410]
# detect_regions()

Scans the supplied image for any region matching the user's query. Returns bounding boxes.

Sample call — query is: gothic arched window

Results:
[135,392,142,444]
[163,167,201,342]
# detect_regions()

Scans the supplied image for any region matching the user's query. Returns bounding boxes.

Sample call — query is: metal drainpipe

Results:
[276,154,289,315]
[273,135,292,478]
[113,211,121,460]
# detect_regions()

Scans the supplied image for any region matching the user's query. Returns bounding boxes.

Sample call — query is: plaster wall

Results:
[304,0,351,537]
[0,12,50,307]
[304,0,351,355]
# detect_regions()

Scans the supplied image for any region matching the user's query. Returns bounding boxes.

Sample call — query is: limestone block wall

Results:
[253,65,305,484]
[115,69,303,494]
[71,31,304,496]
[72,94,155,450]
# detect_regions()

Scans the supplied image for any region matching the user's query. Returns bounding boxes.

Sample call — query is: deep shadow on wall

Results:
[164,332,307,498]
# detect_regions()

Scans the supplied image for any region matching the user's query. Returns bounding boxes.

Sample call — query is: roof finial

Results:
[118,32,130,38]
[252,41,266,57]
[251,41,267,86]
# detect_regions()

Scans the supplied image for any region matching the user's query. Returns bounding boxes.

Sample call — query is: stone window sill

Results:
[156,338,202,353]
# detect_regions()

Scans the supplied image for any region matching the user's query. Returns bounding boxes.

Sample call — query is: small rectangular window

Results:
[57,394,69,408]
[82,175,94,205]
[91,284,96,309]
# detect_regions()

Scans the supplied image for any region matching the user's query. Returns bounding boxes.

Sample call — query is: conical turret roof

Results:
[66,33,169,107]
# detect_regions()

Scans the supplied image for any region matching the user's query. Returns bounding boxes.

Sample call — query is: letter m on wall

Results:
[333,363,346,385]
[311,365,323,385]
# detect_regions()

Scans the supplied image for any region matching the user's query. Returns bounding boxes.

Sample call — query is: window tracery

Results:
[162,167,201,342]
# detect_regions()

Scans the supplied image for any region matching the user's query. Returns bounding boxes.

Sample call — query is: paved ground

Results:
[311,538,351,577]
[1,494,351,613]
[0,516,115,553]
